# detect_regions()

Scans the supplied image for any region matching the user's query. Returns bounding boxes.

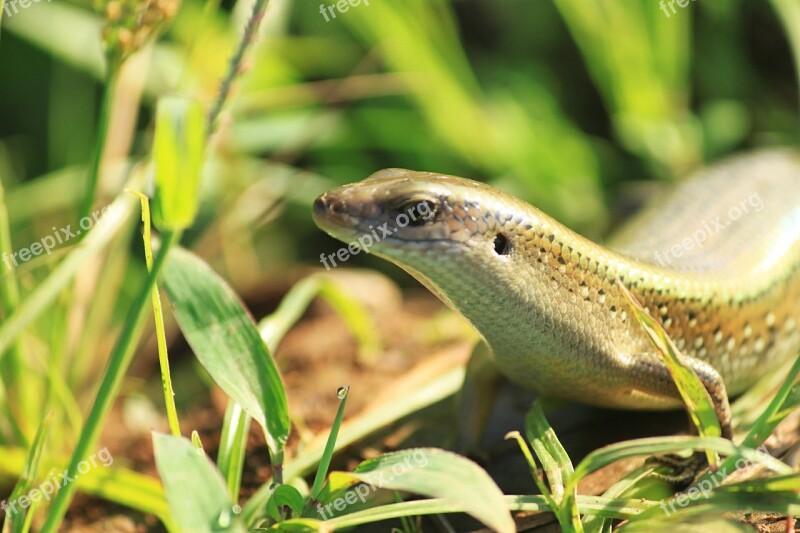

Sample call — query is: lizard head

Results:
[312,168,554,335]
[313,168,534,258]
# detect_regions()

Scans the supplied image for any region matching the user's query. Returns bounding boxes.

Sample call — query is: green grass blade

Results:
[628,490,800,525]
[0,170,140,360]
[217,402,251,504]
[583,466,669,533]
[72,463,174,529]
[162,246,290,470]
[78,65,117,224]
[504,431,556,509]
[525,401,582,532]
[129,190,181,437]
[242,365,464,525]
[554,0,697,172]
[621,517,757,532]
[715,472,800,493]
[309,387,349,502]
[0,176,33,442]
[0,444,173,529]
[323,494,653,530]
[525,401,573,500]
[258,275,379,363]
[39,229,181,532]
[692,353,800,492]
[617,280,722,450]
[153,433,246,533]
[263,518,327,532]
[566,436,791,499]
[2,413,52,533]
[340,0,605,230]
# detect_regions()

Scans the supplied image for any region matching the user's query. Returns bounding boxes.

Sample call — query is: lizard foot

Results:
[645,452,709,489]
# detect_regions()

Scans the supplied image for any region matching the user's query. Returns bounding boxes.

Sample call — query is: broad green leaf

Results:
[153,433,245,533]
[329,448,514,533]
[266,484,306,522]
[162,246,290,462]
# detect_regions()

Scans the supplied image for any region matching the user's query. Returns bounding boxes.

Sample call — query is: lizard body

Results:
[313,150,800,433]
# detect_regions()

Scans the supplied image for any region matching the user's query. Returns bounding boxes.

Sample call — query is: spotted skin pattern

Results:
[313,150,800,436]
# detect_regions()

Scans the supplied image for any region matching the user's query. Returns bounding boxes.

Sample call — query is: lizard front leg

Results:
[625,352,733,440]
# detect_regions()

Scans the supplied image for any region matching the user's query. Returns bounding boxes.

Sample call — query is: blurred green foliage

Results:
[2,0,797,252]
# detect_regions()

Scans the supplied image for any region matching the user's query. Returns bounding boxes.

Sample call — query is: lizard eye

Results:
[394,198,440,226]
[493,233,511,255]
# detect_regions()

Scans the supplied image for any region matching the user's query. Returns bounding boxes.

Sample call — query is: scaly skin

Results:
[312,150,800,436]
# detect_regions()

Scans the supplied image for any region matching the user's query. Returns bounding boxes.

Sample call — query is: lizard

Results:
[312,149,800,441]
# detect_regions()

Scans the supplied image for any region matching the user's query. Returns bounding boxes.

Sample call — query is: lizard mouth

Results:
[312,191,372,237]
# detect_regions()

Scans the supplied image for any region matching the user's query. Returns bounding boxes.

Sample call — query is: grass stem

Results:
[79,68,118,223]
[40,230,182,532]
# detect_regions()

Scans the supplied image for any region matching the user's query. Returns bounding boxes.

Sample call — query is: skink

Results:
[312,150,800,437]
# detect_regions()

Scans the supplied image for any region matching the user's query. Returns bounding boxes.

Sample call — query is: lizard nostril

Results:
[330,200,346,215]
[313,195,347,217]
